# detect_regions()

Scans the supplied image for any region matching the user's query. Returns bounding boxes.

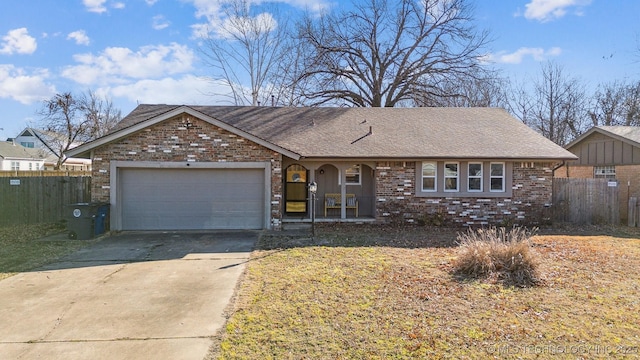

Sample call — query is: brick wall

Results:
[564,165,593,178]
[374,161,553,226]
[91,114,283,229]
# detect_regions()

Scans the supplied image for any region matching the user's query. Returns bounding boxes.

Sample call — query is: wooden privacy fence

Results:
[0,170,91,178]
[0,176,91,226]
[627,197,640,227]
[553,178,620,225]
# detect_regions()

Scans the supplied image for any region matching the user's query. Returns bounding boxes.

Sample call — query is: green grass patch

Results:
[0,223,96,280]
[213,226,640,359]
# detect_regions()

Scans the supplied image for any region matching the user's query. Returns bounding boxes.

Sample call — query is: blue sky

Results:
[0,0,639,139]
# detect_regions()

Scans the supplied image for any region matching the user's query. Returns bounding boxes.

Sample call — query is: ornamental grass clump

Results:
[453,226,540,287]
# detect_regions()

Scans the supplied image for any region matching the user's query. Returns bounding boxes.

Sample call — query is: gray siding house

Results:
[559,126,640,222]
[66,105,576,231]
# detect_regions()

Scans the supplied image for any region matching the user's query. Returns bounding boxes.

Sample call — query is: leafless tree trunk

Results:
[295,0,490,107]
[199,0,290,106]
[509,62,587,146]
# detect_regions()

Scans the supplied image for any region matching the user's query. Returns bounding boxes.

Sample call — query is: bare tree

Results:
[199,0,290,106]
[82,90,121,138]
[415,71,509,108]
[589,80,640,126]
[37,91,121,169]
[272,33,316,106]
[509,62,587,145]
[624,81,640,125]
[589,80,627,126]
[295,0,490,107]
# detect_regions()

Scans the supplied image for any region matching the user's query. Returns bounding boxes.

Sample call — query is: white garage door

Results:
[119,168,265,230]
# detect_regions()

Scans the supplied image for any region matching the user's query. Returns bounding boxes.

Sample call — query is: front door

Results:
[285,164,308,215]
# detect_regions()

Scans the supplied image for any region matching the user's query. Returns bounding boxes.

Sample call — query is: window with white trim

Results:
[594,166,615,179]
[11,161,19,171]
[468,162,483,192]
[345,164,361,185]
[444,162,459,191]
[490,162,505,192]
[422,162,437,191]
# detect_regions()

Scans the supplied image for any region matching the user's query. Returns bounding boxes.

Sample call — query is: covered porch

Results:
[281,159,376,222]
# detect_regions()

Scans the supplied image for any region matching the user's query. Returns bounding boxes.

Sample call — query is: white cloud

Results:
[282,0,332,14]
[488,47,562,64]
[0,28,37,55]
[523,0,591,22]
[0,65,55,104]
[107,75,228,104]
[83,0,107,13]
[152,15,171,30]
[145,0,158,5]
[83,0,126,13]
[186,0,331,38]
[67,30,90,46]
[61,43,195,85]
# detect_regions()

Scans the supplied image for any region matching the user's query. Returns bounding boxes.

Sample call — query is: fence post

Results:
[629,197,637,227]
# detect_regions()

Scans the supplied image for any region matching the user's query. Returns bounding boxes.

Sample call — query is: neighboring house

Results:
[558,126,640,222]
[14,128,91,171]
[0,141,46,171]
[66,105,576,231]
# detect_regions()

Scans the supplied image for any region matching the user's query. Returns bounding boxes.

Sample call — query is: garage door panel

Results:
[120,168,265,230]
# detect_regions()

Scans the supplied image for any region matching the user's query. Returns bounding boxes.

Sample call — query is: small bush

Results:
[452,227,540,287]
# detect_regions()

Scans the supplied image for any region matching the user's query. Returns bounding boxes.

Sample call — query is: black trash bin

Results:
[94,203,110,236]
[66,202,110,240]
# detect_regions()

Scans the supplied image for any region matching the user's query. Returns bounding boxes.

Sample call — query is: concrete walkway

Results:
[0,231,256,360]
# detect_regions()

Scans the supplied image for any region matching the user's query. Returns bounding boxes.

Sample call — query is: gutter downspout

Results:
[552,160,566,177]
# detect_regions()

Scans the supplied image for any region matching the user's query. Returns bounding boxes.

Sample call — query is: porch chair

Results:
[324,193,358,217]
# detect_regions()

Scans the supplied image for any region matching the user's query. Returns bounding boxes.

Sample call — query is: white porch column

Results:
[339,164,347,219]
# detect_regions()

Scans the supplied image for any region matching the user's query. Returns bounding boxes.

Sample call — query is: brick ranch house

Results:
[556,126,640,222]
[66,105,576,231]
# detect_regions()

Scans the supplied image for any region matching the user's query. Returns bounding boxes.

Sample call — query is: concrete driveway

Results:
[0,231,257,360]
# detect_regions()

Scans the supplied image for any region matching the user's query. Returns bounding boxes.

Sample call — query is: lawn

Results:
[211,225,640,359]
[0,223,97,280]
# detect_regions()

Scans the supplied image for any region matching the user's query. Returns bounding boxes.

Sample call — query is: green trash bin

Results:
[66,203,109,240]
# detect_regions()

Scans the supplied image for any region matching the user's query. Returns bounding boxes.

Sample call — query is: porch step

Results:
[281,222,312,232]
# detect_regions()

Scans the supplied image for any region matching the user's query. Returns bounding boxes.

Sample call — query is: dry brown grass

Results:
[0,223,95,280]
[453,227,540,287]
[212,225,640,359]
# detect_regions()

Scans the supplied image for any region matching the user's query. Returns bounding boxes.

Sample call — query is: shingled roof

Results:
[566,126,640,150]
[0,141,45,160]
[68,105,577,160]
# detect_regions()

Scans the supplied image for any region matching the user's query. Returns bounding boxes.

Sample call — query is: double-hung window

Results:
[490,162,505,192]
[444,162,459,191]
[422,162,437,191]
[11,161,19,171]
[345,164,361,185]
[468,163,483,192]
[416,161,511,197]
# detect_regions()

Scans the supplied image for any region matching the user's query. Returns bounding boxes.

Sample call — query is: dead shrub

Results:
[452,227,540,287]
